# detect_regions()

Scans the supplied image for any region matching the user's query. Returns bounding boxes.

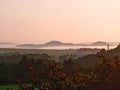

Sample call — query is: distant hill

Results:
[16,44,45,49]
[17,44,35,47]
[16,41,117,48]
[0,42,17,48]
[16,41,64,48]
[91,41,108,46]
[0,42,16,45]
[45,41,63,46]
[63,43,75,46]
[17,41,76,48]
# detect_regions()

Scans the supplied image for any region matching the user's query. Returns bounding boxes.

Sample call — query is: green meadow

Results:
[0,84,32,90]
[0,84,18,90]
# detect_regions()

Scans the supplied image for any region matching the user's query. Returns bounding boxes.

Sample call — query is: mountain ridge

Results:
[16,41,118,48]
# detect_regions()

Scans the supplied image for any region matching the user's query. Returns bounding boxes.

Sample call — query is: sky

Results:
[0,0,120,44]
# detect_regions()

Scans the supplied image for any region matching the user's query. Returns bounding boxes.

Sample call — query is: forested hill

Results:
[77,45,120,67]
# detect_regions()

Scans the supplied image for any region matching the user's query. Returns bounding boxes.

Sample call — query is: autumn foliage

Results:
[25,54,120,90]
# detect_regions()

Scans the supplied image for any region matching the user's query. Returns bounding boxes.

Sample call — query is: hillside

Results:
[77,45,120,67]
[91,41,108,46]
[45,41,63,46]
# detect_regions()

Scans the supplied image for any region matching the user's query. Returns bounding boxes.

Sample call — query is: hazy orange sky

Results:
[0,0,120,43]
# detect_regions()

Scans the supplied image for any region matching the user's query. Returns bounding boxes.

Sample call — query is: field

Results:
[0,84,18,90]
[0,84,32,90]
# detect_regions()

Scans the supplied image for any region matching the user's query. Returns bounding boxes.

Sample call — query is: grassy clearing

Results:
[0,84,18,90]
[0,84,32,90]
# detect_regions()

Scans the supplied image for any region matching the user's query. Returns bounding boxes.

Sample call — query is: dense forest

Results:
[1,46,120,89]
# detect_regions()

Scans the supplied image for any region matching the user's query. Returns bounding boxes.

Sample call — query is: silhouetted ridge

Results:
[45,41,63,46]
[92,41,108,46]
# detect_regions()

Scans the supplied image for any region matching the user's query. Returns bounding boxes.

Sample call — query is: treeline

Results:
[0,48,100,63]
[0,46,120,89]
